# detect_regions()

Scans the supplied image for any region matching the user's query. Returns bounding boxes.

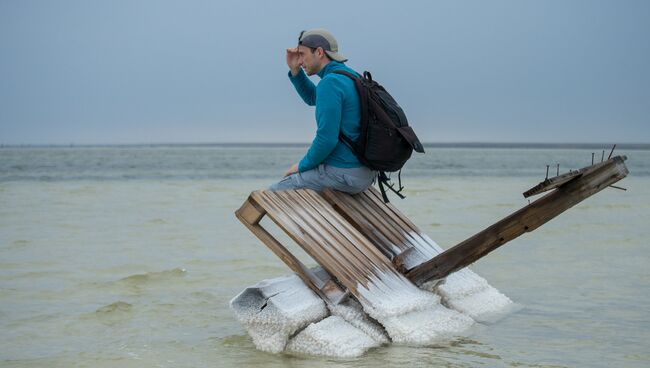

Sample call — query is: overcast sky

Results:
[1,0,648,145]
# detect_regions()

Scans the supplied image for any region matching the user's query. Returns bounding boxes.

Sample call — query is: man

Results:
[269,28,376,194]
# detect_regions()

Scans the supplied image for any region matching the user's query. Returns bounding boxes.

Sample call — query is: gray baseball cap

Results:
[298,28,348,62]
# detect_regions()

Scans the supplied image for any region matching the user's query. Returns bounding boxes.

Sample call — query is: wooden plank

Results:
[235,198,265,225]
[275,190,370,287]
[300,189,395,269]
[320,189,397,259]
[234,196,346,304]
[354,193,412,251]
[361,189,433,254]
[325,188,421,255]
[320,190,391,255]
[323,188,437,273]
[407,155,629,286]
[364,189,445,266]
[293,190,387,279]
[322,188,440,273]
[253,191,355,286]
[366,187,422,235]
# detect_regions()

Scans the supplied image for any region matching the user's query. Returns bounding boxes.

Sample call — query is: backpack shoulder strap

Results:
[332,70,360,80]
[332,69,367,154]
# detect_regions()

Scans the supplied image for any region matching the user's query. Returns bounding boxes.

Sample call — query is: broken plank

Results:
[407,155,629,286]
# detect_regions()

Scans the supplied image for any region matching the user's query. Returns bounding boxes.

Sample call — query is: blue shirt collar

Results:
[317,61,345,79]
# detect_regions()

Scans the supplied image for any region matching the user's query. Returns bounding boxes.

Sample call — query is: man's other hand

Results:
[286,48,301,76]
[283,163,299,177]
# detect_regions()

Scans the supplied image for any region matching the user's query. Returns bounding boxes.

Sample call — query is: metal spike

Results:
[601,150,605,162]
[545,165,549,180]
[592,152,595,165]
[608,144,617,160]
[609,185,627,191]
[556,163,560,176]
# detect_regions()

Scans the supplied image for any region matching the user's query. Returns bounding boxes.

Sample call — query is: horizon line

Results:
[2,141,649,150]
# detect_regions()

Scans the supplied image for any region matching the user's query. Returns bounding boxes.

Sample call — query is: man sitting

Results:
[269,28,375,194]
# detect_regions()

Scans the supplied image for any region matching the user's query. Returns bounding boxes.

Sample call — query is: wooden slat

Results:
[293,190,388,279]
[351,192,410,251]
[274,191,369,287]
[255,191,357,287]
[300,189,396,270]
[360,190,423,249]
[282,190,374,285]
[235,196,346,304]
[286,191,369,272]
[249,191,355,301]
[361,189,439,267]
[366,187,425,236]
[323,189,409,257]
[320,190,397,259]
[322,188,438,273]
[363,189,429,246]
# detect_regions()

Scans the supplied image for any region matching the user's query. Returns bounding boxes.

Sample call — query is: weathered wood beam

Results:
[406,155,629,286]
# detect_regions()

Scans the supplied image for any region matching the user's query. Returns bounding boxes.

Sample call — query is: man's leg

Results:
[268,164,375,193]
[268,165,330,192]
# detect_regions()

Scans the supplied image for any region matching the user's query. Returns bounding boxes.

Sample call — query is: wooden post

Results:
[406,155,629,286]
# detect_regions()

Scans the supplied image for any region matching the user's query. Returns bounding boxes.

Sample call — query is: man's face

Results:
[297,45,321,76]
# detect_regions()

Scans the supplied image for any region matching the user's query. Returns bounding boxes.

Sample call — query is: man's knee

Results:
[268,175,299,191]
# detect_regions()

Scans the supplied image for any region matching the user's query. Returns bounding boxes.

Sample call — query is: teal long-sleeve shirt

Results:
[288,61,362,172]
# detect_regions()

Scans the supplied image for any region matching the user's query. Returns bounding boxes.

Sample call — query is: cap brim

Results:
[325,50,348,62]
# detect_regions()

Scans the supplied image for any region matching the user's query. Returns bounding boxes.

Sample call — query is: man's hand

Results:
[283,163,299,177]
[286,48,301,76]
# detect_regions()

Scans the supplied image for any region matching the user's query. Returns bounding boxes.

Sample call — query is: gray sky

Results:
[1,0,649,145]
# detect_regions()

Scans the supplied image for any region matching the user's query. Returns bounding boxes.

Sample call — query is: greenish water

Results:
[1,146,649,367]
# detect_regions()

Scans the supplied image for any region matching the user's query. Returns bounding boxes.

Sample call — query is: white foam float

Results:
[356,270,475,344]
[229,274,327,353]
[285,316,382,358]
[328,298,389,344]
[427,268,513,321]
[231,266,513,357]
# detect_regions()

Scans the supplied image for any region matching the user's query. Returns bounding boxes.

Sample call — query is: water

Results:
[1,144,649,367]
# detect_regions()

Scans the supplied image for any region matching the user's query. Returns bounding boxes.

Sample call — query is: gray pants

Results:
[268,164,376,194]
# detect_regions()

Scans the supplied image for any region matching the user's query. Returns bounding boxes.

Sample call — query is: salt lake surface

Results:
[1,144,649,367]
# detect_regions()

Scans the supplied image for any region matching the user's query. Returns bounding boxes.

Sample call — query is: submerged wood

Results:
[406,155,629,286]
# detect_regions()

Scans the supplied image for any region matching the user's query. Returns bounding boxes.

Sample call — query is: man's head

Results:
[297,28,347,75]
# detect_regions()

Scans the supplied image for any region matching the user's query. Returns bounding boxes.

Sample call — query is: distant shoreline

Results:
[2,142,649,150]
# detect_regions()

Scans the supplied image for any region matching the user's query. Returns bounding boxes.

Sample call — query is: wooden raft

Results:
[236,155,629,303]
[235,189,408,305]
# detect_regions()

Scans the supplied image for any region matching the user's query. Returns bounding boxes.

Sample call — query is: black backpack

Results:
[333,70,425,202]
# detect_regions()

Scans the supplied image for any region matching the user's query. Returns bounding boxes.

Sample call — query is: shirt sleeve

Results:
[298,76,344,172]
[288,69,317,106]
